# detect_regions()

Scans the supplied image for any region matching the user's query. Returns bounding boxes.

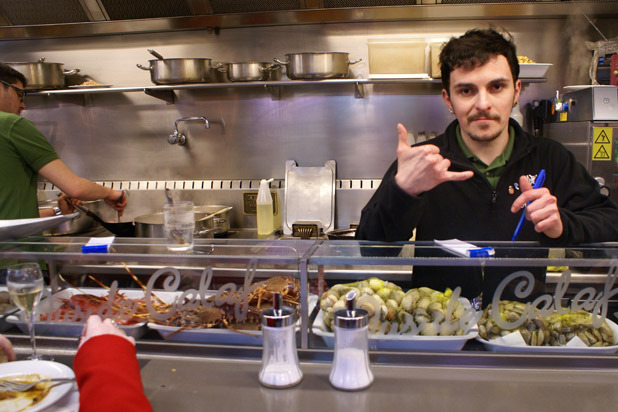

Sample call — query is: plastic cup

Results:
[163,201,195,251]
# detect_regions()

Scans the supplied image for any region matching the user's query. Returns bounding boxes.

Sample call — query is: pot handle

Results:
[260,63,281,73]
[195,228,216,238]
[63,68,80,75]
[38,57,46,63]
[136,64,152,71]
[148,49,165,60]
[347,58,363,65]
[213,62,227,73]
[273,58,289,66]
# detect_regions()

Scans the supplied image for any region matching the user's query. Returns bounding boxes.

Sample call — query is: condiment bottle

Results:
[257,178,275,236]
[329,290,374,391]
[259,292,303,388]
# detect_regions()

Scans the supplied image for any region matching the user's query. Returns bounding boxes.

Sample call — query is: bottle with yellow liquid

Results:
[257,178,275,236]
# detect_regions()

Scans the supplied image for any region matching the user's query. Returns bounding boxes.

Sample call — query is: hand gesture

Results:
[79,315,135,349]
[394,123,473,196]
[511,175,563,239]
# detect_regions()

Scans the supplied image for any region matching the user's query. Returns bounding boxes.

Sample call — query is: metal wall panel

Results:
[1,18,616,228]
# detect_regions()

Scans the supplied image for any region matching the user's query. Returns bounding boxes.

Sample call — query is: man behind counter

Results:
[0,62,126,219]
[356,28,618,300]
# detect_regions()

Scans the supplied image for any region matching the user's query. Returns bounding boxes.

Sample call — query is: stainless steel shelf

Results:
[25,77,547,102]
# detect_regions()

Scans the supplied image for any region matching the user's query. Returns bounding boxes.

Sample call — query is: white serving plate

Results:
[67,84,112,89]
[519,63,552,78]
[476,318,618,354]
[312,296,478,351]
[0,213,79,241]
[0,360,74,412]
[7,288,148,339]
[147,290,306,345]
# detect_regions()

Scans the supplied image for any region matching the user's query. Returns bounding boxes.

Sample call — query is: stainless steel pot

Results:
[39,200,103,235]
[134,210,215,238]
[194,205,232,235]
[136,49,211,85]
[8,58,80,90]
[215,62,281,82]
[274,52,361,80]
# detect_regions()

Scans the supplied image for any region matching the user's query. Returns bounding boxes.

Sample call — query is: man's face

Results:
[442,55,521,144]
[0,80,25,115]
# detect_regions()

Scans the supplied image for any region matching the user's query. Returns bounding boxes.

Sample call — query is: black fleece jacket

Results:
[356,119,618,299]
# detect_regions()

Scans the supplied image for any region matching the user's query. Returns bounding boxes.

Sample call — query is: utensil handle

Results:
[148,49,164,60]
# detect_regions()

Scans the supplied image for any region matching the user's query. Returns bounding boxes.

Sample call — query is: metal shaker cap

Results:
[261,292,296,327]
[334,290,368,329]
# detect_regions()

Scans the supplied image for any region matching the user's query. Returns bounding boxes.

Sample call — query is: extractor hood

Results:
[0,0,614,39]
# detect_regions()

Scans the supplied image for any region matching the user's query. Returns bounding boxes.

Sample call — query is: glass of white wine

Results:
[7,262,44,360]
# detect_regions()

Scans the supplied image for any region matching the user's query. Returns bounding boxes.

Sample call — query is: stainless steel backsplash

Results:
[3,18,616,229]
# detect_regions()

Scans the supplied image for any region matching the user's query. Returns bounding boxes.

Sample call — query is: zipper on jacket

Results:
[491,190,497,205]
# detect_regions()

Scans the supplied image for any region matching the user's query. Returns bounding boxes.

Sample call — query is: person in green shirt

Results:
[0,62,127,220]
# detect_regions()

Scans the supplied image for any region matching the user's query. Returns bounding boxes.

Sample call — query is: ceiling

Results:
[0,0,614,39]
[0,0,425,25]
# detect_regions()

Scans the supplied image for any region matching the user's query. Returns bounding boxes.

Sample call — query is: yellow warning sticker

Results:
[592,128,612,161]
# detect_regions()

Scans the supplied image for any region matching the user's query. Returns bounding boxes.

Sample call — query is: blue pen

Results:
[511,169,546,241]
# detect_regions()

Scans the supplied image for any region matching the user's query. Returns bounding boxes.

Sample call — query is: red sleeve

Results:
[73,335,154,412]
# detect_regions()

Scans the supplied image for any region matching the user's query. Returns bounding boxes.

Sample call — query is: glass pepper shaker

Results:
[329,290,374,391]
[259,292,303,388]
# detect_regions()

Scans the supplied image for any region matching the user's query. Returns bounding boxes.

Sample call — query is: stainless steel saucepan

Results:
[136,49,212,85]
[274,52,361,80]
[134,210,215,238]
[8,58,80,90]
[215,62,281,82]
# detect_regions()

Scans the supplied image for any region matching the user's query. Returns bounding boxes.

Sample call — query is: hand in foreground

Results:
[79,315,135,349]
[104,190,127,217]
[511,175,563,239]
[394,123,473,196]
[0,334,16,362]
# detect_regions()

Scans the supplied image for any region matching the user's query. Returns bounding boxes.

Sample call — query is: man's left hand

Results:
[511,175,563,239]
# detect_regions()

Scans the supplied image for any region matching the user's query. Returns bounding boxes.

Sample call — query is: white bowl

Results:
[519,63,552,78]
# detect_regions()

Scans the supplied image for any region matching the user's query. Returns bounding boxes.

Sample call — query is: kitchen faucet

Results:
[168,116,210,145]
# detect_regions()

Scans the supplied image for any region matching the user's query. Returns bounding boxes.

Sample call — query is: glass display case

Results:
[2,236,618,361]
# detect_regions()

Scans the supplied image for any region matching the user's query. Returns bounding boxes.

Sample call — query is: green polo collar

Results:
[456,125,515,188]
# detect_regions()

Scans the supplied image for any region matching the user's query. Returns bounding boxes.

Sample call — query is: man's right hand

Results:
[394,123,473,196]
[104,190,127,216]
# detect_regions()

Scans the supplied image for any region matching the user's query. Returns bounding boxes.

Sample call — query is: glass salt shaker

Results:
[329,290,374,391]
[259,292,303,388]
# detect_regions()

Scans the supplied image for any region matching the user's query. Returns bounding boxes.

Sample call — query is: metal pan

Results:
[134,211,215,238]
[72,203,135,237]
[274,52,361,80]
[215,62,281,82]
[136,49,211,85]
[8,57,79,90]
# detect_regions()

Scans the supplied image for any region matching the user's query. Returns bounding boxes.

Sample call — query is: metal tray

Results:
[6,287,147,339]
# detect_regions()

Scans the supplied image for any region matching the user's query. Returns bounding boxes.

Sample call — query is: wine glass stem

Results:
[26,310,38,359]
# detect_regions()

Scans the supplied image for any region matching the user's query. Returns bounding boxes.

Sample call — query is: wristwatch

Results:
[52,206,62,216]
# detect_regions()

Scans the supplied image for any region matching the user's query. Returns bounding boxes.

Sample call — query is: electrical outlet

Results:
[243,192,278,215]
